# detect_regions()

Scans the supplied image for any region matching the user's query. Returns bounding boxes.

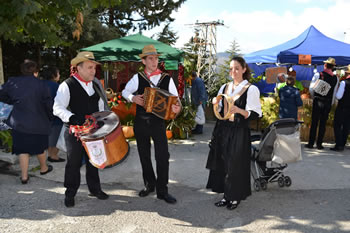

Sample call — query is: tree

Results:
[0,0,91,83]
[96,0,186,36]
[154,22,178,46]
[211,39,242,99]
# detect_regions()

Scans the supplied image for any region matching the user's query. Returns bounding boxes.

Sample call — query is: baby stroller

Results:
[251,118,303,191]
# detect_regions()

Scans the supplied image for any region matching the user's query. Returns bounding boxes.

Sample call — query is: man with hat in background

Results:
[331,65,350,151]
[306,57,339,149]
[53,51,109,207]
[122,44,181,204]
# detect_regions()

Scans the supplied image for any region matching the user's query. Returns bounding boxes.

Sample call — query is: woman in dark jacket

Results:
[41,66,65,162]
[278,76,303,119]
[0,60,53,184]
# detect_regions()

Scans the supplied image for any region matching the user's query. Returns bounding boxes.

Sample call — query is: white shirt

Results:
[122,73,179,102]
[336,80,346,100]
[53,76,104,123]
[217,80,262,117]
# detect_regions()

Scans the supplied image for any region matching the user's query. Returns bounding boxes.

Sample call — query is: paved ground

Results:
[0,121,350,233]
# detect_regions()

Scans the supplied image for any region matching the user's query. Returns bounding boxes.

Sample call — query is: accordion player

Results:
[143,87,179,120]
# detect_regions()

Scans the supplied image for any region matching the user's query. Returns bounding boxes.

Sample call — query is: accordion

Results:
[313,79,331,96]
[143,87,178,120]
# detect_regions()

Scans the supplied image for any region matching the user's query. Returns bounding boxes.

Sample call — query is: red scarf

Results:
[145,69,162,79]
[323,68,334,77]
[74,72,91,86]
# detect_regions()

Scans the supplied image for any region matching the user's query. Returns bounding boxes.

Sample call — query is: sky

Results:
[143,0,350,54]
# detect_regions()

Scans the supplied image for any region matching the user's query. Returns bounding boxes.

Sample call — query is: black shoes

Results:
[64,197,75,207]
[20,176,29,184]
[214,198,228,207]
[48,157,65,162]
[40,165,53,175]
[305,144,314,149]
[316,144,324,150]
[138,187,155,197]
[157,193,177,204]
[89,191,109,200]
[330,146,344,152]
[215,198,240,210]
[226,201,240,210]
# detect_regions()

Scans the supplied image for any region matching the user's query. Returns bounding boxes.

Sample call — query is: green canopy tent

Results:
[81,33,184,63]
[80,34,185,94]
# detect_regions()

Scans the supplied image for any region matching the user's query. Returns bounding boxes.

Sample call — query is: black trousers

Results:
[333,107,350,148]
[64,128,101,198]
[308,97,332,146]
[134,115,170,195]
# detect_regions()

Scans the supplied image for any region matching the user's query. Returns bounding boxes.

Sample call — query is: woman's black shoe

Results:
[40,165,53,175]
[215,198,228,207]
[20,176,29,184]
[226,200,240,210]
[48,157,65,162]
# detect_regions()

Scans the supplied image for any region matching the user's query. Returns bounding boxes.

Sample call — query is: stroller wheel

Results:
[260,179,268,190]
[278,177,285,187]
[254,179,261,191]
[284,176,292,187]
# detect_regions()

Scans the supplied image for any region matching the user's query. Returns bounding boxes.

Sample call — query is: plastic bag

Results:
[195,105,205,125]
[56,126,66,152]
[272,131,302,164]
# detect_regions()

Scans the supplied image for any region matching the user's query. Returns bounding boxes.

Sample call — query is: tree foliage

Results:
[155,22,178,46]
[0,0,186,81]
[96,0,186,36]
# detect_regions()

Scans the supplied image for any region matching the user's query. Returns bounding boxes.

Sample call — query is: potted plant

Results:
[166,101,196,139]
[120,114,135,139]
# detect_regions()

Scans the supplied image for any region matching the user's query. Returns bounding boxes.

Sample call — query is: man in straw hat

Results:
[53,51,109,207]
[306,57,339,149]
[122,44,181,204]
[331,65,350,151]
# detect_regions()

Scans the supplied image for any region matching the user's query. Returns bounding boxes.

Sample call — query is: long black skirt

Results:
[12,129,48,155]
[206,120,252,202]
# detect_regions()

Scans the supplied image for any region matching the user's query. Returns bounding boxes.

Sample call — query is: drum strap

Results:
[92,80,109,110]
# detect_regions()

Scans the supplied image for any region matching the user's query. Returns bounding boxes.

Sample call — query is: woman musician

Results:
[206,56,262,210]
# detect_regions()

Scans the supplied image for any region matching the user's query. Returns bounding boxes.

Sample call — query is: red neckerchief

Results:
[145,69,162,79]
[323,68,334,77]
[73,72,91,86]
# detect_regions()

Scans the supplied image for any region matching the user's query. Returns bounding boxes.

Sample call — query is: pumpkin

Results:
[166,130,173,139]
[122,126,134,138]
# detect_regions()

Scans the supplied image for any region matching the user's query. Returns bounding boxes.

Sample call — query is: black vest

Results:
[136,72,171,116]
[65,77,100,118]
[338,78,350,109]
[314,71,338,100]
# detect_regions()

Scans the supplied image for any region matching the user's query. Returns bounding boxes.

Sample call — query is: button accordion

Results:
[143,87,178,120]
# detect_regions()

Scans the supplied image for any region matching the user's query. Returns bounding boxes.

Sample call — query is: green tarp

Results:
[81,34,184,63]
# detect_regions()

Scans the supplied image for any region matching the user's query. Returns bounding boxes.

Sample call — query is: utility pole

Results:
[191,20,224,88]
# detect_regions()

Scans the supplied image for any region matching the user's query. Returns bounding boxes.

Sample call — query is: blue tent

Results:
[245,25,350,65]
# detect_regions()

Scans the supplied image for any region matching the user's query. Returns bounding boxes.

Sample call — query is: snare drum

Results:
[80,111,129,169]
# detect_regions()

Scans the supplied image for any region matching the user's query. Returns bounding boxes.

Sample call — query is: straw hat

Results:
[71,51,100,67]
[323,57,336,66]
[139,45,161,58]
[345,64,350,73]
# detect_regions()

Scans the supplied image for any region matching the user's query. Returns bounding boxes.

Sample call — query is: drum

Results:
[80,111,129,169]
